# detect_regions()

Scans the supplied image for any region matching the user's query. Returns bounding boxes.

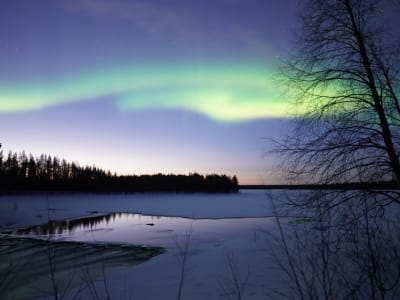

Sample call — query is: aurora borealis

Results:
[0,0,299,184]
[0,63,291,121]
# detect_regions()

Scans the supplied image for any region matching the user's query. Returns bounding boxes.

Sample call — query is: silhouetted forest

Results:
[0,150,239,193]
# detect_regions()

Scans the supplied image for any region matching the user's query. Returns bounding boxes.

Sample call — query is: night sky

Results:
[0,0,300,184]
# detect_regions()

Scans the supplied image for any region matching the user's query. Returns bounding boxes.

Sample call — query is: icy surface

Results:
[0,190,290,299]
[0,190,279,229]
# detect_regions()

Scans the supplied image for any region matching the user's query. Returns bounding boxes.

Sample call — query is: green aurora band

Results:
[0,63,295,121]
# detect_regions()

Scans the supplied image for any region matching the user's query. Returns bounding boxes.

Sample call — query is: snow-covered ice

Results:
[0,190,290,299]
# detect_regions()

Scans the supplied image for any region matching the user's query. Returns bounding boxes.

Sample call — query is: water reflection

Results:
[4,213,119,236]
[2,213,274,247]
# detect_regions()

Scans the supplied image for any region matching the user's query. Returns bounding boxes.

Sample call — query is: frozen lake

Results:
[4,212,277,248]
[0,190,291,299]
[0,189,281,229]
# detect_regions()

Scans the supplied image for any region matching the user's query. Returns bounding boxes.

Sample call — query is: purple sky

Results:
[0,0,301,184]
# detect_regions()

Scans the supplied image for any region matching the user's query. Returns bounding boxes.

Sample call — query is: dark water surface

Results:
[3,212,275,247]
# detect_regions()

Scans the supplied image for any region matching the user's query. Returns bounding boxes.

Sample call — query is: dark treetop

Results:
[0,150,239,194]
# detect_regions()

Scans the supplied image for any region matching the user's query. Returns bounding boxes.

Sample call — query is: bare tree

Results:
[268,191,400,299]
[277,0,400,188]
[176,222,193,300]
[218,251,250,300]
[270,1,400,298]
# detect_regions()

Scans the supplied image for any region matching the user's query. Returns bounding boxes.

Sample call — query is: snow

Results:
[0,190,290,299]
[0,190,279,229]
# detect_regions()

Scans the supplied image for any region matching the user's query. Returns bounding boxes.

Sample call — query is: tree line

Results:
[0,150,239,193]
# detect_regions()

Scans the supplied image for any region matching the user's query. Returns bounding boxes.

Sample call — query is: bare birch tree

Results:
[278,0,400,188]
[271,1,400,298]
